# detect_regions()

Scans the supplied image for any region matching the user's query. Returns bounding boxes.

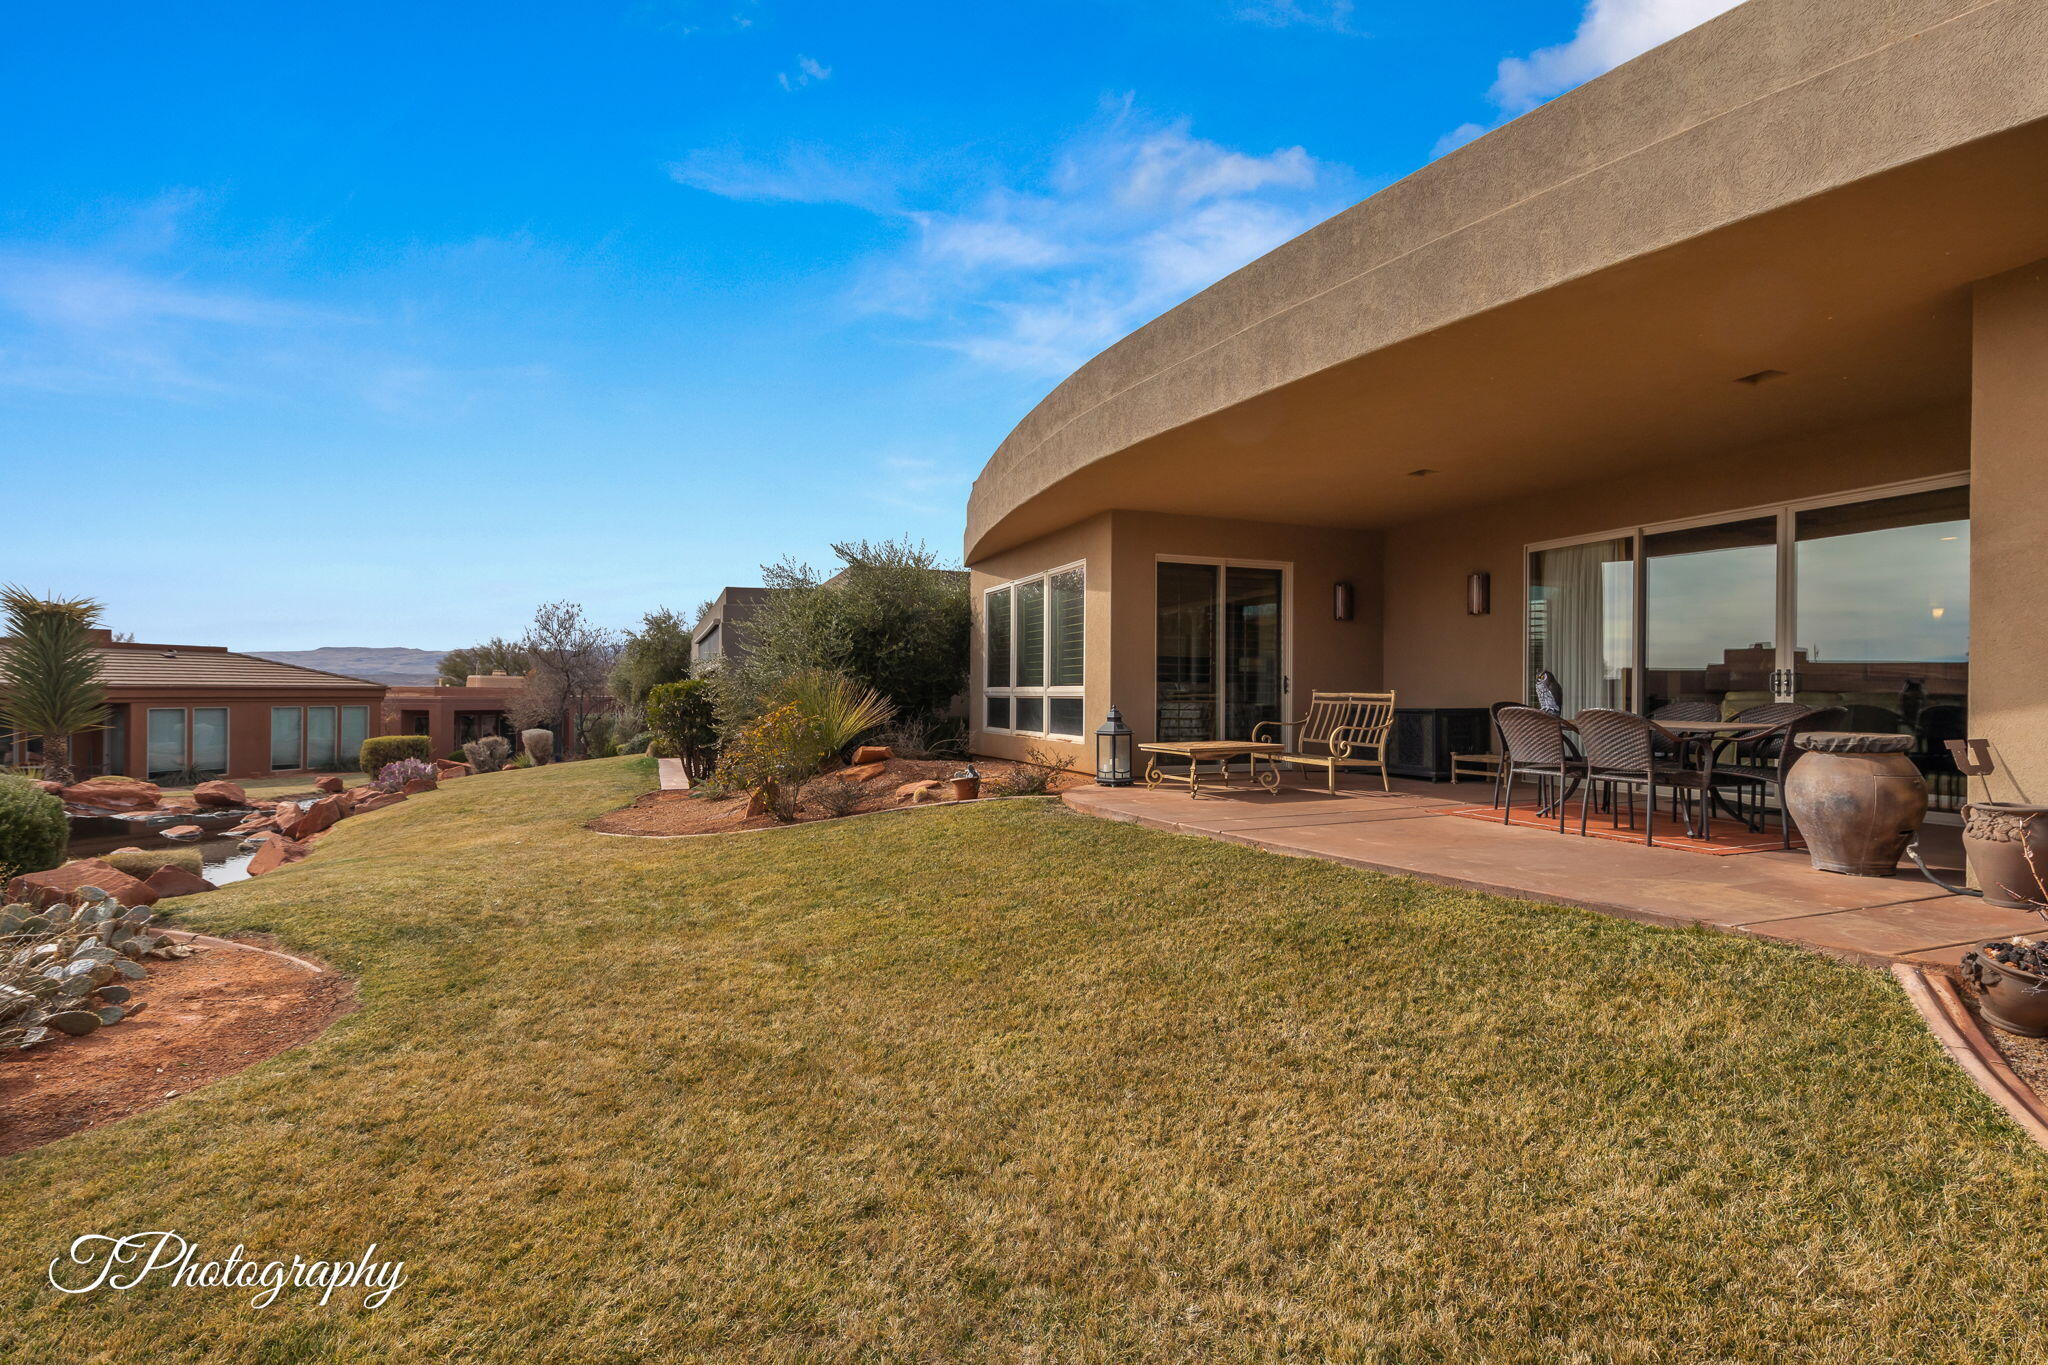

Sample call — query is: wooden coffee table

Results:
[1139,740,1286,797]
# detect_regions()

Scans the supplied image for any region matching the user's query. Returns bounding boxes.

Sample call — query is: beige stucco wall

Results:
[969,511,1382,765]
[1971,262,2048,804]
[1380,405,1970,713]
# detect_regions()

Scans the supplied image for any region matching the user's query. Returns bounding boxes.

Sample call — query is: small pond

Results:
[65,807,269,887]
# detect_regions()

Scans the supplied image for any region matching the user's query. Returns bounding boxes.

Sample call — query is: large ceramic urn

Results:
[1782,732,1928,877]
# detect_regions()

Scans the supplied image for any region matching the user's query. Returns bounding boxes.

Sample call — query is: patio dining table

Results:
[1650,718,1781,839]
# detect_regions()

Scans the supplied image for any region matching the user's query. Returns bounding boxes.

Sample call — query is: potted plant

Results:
[950,764,981,802]
[1960,829,2048,1035]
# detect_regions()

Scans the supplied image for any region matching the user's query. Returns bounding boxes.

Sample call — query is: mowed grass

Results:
[6,756,2048,1362]
[153,772,369,799]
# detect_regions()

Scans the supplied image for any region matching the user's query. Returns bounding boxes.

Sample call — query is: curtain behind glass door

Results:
[1223,568,1283,740]
[1156,563,1218,741]
[1527,539,1635,715]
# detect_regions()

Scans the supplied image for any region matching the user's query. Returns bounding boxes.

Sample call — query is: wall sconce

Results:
[1332,581,1355,621]
[1466,572,1491,616]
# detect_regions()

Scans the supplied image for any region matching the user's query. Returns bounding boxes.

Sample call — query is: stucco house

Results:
[966,0,2048,811]
[1,631,387,781]
[381,674,524,759]
[691,587,780,671]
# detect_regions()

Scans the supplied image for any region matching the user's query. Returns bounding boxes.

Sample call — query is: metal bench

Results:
[1252,691,1397,793]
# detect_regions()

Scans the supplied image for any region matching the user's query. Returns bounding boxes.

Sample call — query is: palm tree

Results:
[0,586,109,783]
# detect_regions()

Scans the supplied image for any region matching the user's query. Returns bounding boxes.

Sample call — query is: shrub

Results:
[646,680,718,778]
[522,728,554,765]
[992,745,1071,797]
[0,774,66,882]
[871,715,967,761]
[802,775,866,819]
[619,731,652,755]
[373,758,439,793]
[463,735,512,773]
[511,752,535,769]
[715,703,831,821]
[771,670,897,757]
[360,735,432,776]
[100,846,202,879]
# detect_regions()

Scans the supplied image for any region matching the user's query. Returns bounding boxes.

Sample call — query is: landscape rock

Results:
[834,761,889,784]
[275,794,346,841]
[744,786,772,818]
[161,824,203,840]
[349,791,406,814]
[32,779,64,795]
[57,777,160,813]
[246,836,309,877]
[851,745,893,766]
[143,865,216,898]
[158,798,198,813]
[313,775,346,794]
[400,777,438,796]
[895,780,944,804]
[192,779,248,808]
[5,859,160,909]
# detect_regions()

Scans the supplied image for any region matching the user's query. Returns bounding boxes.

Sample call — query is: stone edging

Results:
[587,794,1063,841]
[156,929,328,976]
[1892,963,2048,1154]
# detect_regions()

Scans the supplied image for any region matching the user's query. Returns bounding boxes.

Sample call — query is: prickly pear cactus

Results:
[0,886,186,1054]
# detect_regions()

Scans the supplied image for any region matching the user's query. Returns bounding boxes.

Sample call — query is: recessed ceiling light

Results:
[1735,369,1788,385]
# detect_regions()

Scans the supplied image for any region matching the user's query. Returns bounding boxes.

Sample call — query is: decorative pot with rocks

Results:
[1962,938,2048,1038]
[1961,803,2048,910]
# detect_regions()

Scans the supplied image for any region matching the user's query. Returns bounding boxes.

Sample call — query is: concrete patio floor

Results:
[1063,777,2040,969]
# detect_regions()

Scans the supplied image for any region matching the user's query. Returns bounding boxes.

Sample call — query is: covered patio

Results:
[1063,776,2037,969]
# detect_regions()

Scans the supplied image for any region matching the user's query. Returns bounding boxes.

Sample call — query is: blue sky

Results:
[0,0,1738,650]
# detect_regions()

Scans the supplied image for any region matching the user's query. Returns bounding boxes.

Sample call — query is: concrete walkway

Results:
[1063,778,2037,969]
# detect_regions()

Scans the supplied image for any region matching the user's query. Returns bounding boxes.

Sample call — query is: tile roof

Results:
[0,643,386,693]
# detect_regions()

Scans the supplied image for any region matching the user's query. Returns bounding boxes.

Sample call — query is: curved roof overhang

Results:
[966,0,2048,563]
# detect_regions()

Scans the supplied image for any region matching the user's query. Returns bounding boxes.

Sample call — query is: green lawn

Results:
[7,756,2047,1362]
[155,772,369,799]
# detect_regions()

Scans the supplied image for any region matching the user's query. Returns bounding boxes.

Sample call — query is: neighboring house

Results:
[381,674,525,759]
[964,0,2047,811]
[0,630,387,781]
[690,588,780,670]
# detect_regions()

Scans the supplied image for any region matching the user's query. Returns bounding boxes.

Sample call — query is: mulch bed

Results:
[0,939,356,1157]
[588,756,1089,837]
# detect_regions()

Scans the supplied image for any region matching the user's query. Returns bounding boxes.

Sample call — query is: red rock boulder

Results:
[851,745,893,766]
[895,780,944,805]
[192,779,248,808]
[143,865,216,898]
[433,761,472,779]
[58,777,160,812]
[6,858,160,908]
[834,761,889,784]
[349,791,406,814]
[313,774,346,794]
[400,777,438,796]
[162,824,204,840]
[32,779,64,795]
[246,836,309,877]
[274,794,346,841]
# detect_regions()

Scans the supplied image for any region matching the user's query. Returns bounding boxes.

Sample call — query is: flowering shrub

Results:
[714,703,830,821]
[373,758,439,793]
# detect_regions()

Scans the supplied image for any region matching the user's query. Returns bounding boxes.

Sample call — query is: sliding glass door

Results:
[1157,560,1287,741]
[1527,477,1969,807]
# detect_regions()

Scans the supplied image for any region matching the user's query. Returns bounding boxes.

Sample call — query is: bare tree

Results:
[516,601,619,759]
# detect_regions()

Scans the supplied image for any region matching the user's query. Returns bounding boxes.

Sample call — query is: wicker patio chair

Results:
[1572,708,1720,846]
[1497,706,1585,833]
[1252,691,1396,792]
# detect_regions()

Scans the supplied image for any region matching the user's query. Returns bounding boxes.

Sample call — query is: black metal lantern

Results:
[1095,707,1133,787]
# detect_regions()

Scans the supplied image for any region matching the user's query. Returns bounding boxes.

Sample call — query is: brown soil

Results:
[0,939,356,1157]
[588,756,1089,837]
[1965,987,2048,1102]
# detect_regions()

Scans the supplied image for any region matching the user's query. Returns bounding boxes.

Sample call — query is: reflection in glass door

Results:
[1641,517,1780,716]
[1158,561,1287,741]
[1794,485,1969,809]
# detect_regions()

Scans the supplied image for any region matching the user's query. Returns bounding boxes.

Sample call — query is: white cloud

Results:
[670,105,1351,377]
[1436,0,1742,155]
[1230,0,1358,33]
[777,54,831,92]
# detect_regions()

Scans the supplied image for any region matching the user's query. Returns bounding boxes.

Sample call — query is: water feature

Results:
[64,807,265,886]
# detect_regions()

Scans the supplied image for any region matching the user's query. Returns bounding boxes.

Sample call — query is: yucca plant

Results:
[0,586,109,784]
[773,669,898,757]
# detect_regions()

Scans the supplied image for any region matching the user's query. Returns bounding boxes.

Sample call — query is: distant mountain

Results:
[247,647,448,686]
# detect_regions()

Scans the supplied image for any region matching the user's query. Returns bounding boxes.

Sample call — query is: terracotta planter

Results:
[950,776,981,802]
[1782,733,1927,877]
[1962,803,2048,910]
[1961,946,2048,1037]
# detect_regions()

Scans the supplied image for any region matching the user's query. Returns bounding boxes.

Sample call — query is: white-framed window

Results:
[983,561,1086,738]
